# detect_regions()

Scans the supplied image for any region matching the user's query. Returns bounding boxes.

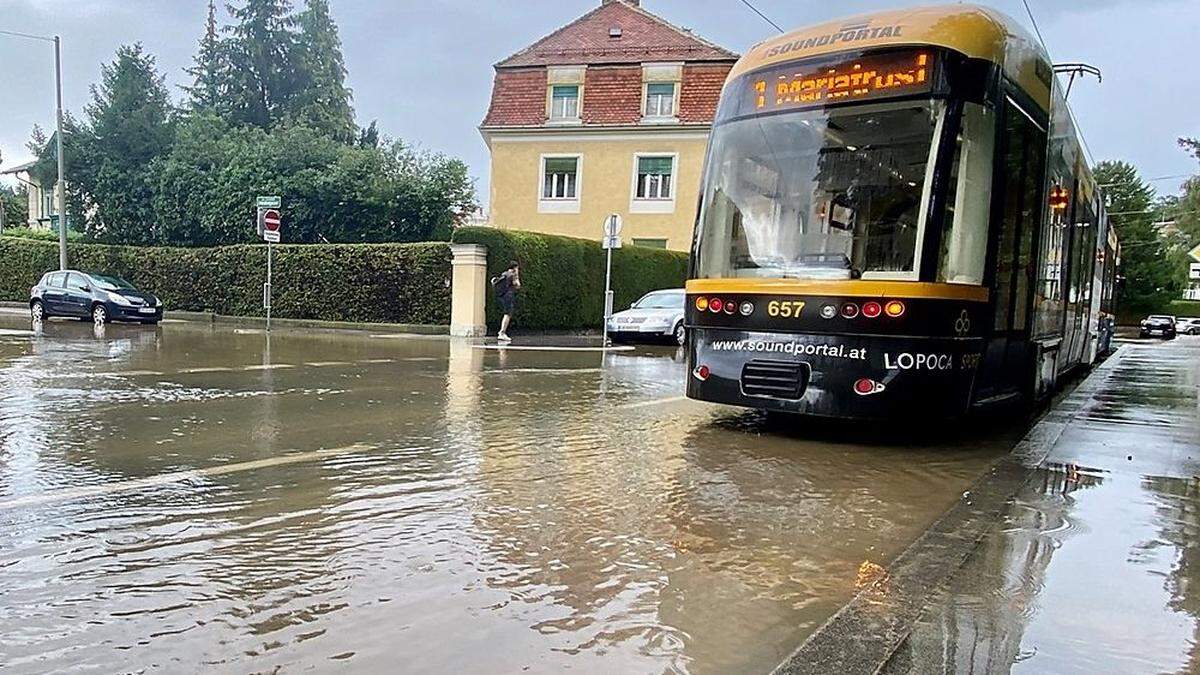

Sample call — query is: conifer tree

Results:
[223,0,298,129]
[183,0,225,112]
[84,44,176,243]
[291,0,355,141]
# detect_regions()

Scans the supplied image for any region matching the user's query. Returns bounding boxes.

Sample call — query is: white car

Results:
[1176,317,1200,335]
[607,289,686,345]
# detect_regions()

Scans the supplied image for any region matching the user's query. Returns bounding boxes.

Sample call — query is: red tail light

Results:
[841,302,860,319]
[709,298,723,313]
[862,301,882,318]
[693,365,711,381]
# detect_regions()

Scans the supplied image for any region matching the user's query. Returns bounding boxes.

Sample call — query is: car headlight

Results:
[106,291,133,306]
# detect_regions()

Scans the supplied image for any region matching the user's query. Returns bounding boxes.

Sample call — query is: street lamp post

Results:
[0,29,67,269]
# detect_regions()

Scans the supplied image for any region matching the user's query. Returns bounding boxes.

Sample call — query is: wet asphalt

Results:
[885,336,1200,675]
[0,312,1026,674]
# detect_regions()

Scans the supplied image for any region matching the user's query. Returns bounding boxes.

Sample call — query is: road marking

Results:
[306,361,353,367]
[114,370,165,377]
[242,364,294,371]
[620,395,689,409]
[472,344,636,353]
[0,444,376,511]
[360,358,396,364]
[179,366,235,374]
[0,328,33,336]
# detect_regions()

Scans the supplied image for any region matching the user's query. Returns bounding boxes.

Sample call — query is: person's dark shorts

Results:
[498,293,517,315]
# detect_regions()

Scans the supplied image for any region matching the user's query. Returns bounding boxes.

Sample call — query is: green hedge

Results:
[0,236,451,324]
[451,227,688,330]
[1118,300,1200,324]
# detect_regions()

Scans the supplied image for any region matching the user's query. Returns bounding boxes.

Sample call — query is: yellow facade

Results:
[485,130,710,251]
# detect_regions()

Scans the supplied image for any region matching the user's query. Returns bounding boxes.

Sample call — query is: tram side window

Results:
[1013,124,1045,330]
[993,101,1046,331]
[939,104,995,285]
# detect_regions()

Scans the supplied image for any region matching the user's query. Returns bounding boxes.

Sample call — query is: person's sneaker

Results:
[497,332,511,343]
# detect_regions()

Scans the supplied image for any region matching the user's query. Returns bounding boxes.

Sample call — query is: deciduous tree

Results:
[1095,160,1181,311]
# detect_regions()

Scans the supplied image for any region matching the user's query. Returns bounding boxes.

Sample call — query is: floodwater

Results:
[0,313,1018,673]
[886,337,1200,675]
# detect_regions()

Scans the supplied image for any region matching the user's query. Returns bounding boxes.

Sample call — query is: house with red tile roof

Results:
[480,0,738,251]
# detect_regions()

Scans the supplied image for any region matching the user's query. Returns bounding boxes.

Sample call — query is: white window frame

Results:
[538,153,582,214]
[629,152,678,214]
[643,82,677,121]
[547,84,582,125]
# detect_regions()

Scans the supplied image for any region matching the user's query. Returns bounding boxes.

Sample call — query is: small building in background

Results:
[480,0,738,251]
[1,160,56,231]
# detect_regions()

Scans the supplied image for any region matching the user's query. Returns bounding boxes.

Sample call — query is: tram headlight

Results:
[884,300,906,318]
[739,301,754,316]
[820,304,838,320]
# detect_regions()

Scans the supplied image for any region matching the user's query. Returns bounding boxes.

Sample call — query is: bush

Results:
[0,236,451,325]
[0,226,87,243]
[1118,299,1200,325]
[451,227,688,330]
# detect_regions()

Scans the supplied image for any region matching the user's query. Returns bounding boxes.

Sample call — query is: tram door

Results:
[976,100,1046,403]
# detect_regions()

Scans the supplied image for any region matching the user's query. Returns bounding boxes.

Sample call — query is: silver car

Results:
[1176,317,1200,335]
[607,288,686,345]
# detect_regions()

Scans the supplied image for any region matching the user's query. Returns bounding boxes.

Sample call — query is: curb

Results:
[165,311,449,335]
[1,301,448,335]
[770,349,1125,675]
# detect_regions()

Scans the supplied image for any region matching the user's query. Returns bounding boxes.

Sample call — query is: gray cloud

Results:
[1,0,1196,200]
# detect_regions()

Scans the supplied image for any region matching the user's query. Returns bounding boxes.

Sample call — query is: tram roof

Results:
[729,4,1052,111]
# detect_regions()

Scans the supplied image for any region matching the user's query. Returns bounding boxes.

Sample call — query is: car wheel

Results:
[92,304,109,325]
[673,322,686,346]
[30,300,45,322]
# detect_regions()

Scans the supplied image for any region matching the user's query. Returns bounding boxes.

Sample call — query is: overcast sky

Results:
[2,0,1197,204]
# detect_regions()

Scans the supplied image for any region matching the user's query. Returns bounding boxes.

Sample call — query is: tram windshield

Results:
[694,100,945,280]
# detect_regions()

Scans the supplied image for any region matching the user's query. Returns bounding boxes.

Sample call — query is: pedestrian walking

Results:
[492,261,521,343]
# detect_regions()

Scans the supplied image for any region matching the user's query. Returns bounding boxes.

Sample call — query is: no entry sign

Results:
[258,206,282,243]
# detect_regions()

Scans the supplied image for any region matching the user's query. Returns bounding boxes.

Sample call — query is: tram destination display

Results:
[750,50,935,112]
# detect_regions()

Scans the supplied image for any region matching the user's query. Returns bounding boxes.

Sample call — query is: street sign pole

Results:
[265,241,272,332]
[601,214,623,348]
[603,244,614,347]
[256,196,282,332]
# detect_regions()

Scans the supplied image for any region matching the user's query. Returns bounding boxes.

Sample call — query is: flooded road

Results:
[887,337,1200,675]
[0,314,1020,673]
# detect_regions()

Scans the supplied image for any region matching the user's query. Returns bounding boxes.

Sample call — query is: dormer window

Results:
[641,62,682,123]
[550,85,580,121]
[645,82,676,118]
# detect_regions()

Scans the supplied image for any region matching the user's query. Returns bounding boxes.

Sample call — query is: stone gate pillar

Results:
[450,244,488,337]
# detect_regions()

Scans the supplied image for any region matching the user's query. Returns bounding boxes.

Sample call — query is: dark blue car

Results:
[30,270,163,325]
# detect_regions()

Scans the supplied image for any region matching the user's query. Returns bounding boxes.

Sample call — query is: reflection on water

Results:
[0,316,1011,673]
[886,338,1200,675]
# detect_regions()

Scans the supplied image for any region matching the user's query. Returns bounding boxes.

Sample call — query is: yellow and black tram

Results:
[685,5,1117,420]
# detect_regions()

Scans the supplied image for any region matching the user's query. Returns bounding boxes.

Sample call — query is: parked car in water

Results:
[1174,317,1200,335]
[607,288,686,345]
[30,271,163,325]
[1139,315,1177,339]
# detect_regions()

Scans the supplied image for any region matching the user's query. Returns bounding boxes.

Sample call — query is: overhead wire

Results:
[737,0,785,33]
